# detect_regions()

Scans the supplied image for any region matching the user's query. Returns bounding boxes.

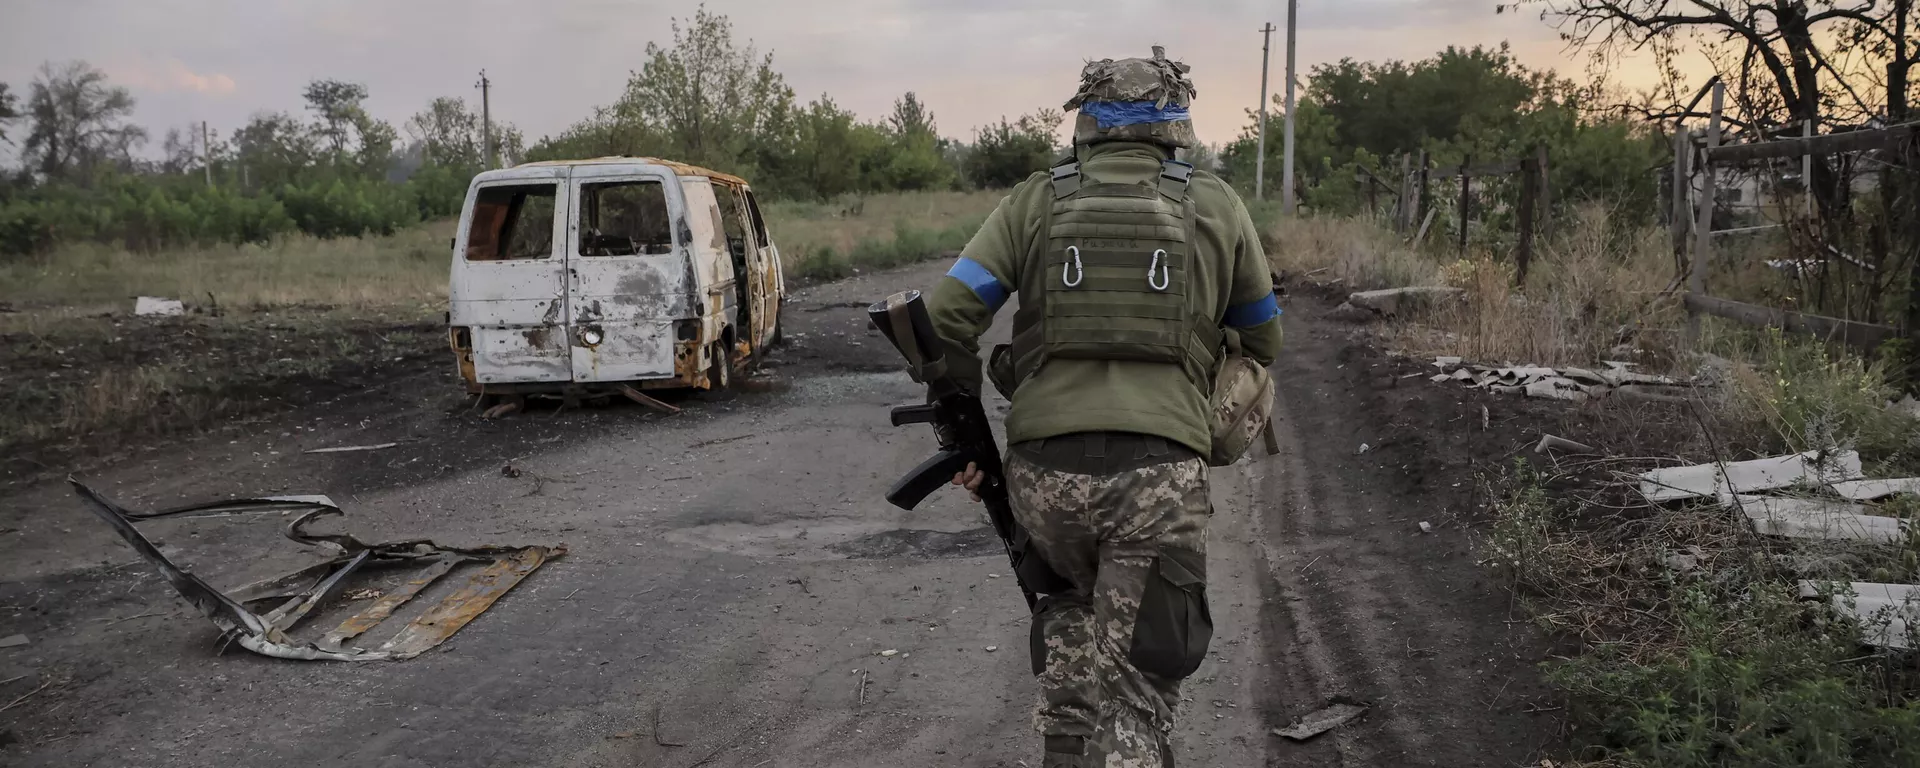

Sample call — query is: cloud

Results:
[109,57,237,95]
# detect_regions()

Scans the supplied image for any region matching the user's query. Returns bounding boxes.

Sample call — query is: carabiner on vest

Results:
[1064,245,1085,288]
[1148,249,1171,292]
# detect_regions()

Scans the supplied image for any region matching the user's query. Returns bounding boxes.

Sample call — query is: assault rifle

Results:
[869,290,1063,610]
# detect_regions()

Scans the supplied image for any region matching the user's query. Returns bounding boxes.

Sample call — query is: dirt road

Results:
[0,259,1562,766]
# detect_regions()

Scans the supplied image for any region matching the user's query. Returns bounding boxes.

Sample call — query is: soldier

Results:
[926,46,1285,768]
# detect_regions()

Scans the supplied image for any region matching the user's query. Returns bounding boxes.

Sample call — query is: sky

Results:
[0,0,1676,155]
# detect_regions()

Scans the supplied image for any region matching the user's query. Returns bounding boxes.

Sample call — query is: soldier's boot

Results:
[1043,736,1095,768]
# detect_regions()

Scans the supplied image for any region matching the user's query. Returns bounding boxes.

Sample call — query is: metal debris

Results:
[1799,581,1920,650]
[1273,700,1368,740]
[0,635,26,649]
[303,442,399,454]
[1639,450,1863,503]
[1534,434,1598,455]
[69,480,565,662]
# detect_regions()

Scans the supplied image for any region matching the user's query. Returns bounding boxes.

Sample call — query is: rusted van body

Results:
[448,157,784,395]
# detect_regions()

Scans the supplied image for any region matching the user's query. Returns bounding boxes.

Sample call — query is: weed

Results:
[1721,327,1920,467]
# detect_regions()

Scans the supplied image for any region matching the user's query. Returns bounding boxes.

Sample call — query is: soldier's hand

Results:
[951,462,983,502]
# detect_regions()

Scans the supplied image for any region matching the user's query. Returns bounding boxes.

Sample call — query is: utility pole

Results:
[1281,0,1299,215]
[1255,22,1275,201]
[201,121,213,187]
[476,69,495,170]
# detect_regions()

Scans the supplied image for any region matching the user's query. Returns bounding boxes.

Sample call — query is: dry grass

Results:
[1266,215,1441,289]
[1427,208,1681,368]
[1270,206,1682,369]
[0,221,453,321]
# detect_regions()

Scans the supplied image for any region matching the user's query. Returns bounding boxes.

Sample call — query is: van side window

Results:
[714,185,752,258]
[579,180,674,256]
[744,190,769,248]
[465,184,556,261]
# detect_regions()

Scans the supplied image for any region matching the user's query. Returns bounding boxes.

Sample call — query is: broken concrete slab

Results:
[1639,450,1864,503]
[1799,581,1920,650]
[1731,495,1907,542]
[69,480,566,662]
[1830,478,1920,501]
[1274,701,1368,740]
[1524,377,1592,402]
[1345,286,1464,317]
[134,297,184,316]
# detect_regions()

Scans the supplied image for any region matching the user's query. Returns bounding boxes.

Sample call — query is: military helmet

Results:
[1063,45,1198,149]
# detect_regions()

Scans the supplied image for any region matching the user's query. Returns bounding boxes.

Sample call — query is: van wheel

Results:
[699,342,735,400]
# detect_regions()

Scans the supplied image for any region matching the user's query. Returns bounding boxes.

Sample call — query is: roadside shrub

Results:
[1722,327,1920,467]
[276,176,419,239]
[1550,580,1920,768]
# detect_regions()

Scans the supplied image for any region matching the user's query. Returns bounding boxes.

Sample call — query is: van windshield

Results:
[580,180,674,256]
[465,184,557,261]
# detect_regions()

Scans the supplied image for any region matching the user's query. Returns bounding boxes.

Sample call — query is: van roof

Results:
[512,156,751,186]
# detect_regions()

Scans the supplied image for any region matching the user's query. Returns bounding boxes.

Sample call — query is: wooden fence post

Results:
[1415,150,1429,236]
[1397,154,1413,232]
[1671,126,1692,276]
[1687,82,1725,344]
[1457,154,1472,257]
[1517,153,1537,287]
[1534,144,1552,236]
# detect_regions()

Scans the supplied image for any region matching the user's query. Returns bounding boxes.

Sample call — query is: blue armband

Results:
[1224,292,1281,327]
[946,257,1010,312]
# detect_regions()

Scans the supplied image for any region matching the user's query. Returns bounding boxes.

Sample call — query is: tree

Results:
[233,111,319,189]
[882,92,955,190]
[23,61,146,181]
[303,79,370,157]
[966,109,1060,188]
[0,83,19,145]
[405,96,524,168]
[1511,0,1920,218]
[160,127,200,175]
[613,5,795,174]
[778,95,887,199]
[888,92,937,137]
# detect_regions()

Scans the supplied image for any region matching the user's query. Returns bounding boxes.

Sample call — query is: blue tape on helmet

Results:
[1080,101,1192,129]
[946,257,1010,312]
[1224,292,1282,327]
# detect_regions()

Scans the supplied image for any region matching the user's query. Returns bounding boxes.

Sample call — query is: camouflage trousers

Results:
[1006,439,1210,768]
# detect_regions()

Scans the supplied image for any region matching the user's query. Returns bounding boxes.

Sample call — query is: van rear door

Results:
[451,170,570,384]
[565,166,690,383]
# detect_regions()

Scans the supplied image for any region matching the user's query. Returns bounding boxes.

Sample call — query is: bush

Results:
[275,176,418,239]
[1723,327,1920,466]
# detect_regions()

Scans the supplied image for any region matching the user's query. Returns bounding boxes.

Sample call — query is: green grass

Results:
[762,189,1002,280]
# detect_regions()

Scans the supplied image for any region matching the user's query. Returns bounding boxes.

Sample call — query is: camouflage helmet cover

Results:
[1064,45,1198,148]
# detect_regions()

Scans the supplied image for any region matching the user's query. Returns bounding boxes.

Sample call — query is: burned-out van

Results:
[448,157,784,400]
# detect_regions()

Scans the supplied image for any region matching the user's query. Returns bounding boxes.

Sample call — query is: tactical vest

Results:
[1003,155,1222,389]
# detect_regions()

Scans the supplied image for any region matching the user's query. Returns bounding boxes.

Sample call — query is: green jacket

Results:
[927,141,1284,455]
